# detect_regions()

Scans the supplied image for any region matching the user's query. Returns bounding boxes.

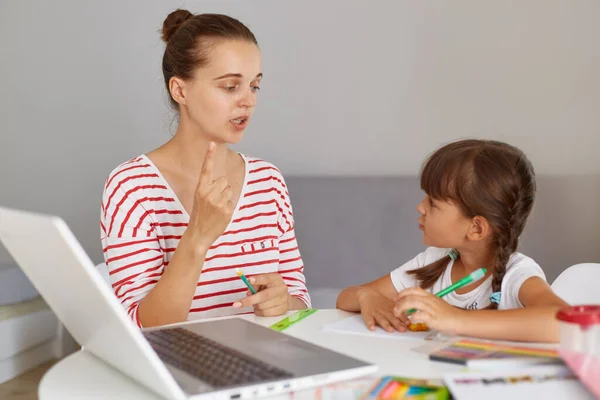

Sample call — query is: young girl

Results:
[336,139,568,343]
[101,10,309,328]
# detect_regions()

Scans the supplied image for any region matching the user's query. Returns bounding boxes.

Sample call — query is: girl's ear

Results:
[467,216,492,242]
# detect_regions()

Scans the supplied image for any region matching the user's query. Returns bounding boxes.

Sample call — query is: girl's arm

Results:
[395,277,569,343]
[456,277,569,342]
[337,275,411,332]
[336,274,398,312]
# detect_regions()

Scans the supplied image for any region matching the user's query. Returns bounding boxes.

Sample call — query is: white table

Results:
[39,309,462,399]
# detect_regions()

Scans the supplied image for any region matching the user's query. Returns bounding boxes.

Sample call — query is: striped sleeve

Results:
[100,178,165,328]
[274,173,311,307]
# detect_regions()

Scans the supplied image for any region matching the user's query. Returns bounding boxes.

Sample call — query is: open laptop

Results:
[0,206,377,400]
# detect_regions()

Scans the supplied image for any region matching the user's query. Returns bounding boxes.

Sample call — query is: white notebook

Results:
[443,365,595,400]
[322,314,431,340]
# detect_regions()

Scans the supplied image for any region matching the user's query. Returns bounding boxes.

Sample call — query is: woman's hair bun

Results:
[161,9,193,43]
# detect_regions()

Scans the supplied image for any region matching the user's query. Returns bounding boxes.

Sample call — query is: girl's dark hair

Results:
[408,139,536,309]
[160,9,258,110]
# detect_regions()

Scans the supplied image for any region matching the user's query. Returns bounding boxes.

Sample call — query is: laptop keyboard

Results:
[143,328,293,388]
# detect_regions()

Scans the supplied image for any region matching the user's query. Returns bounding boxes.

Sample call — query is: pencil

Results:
[235,268,257,294]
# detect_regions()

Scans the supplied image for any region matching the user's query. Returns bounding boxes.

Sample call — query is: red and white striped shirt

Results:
[100,154,310,327]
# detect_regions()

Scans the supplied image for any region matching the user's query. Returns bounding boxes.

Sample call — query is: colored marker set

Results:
[362,376,449,399]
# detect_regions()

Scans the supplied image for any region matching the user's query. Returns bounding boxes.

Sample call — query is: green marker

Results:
[407,267,487,315]
[270,309,318,331]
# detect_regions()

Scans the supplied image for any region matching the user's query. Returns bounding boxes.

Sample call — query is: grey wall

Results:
[0,1,599,288]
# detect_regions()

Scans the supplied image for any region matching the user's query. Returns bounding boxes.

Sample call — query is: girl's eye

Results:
[429,197,435,207]
[251,86,260,93]
[223,85,238,92]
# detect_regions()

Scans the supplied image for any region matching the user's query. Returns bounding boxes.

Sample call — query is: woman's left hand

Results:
[233,273,289,317]
[393,288,465,334]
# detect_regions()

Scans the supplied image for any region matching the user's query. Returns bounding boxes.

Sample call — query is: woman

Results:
[101,9,310,328]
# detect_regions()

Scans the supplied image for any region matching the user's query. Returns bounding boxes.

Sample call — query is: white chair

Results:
[95,262,112,287]
[551,263,600,305]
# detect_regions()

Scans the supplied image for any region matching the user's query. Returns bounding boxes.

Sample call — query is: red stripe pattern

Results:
[101,155,311,327]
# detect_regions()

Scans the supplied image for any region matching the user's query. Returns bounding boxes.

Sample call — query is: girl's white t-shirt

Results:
[390,247,546,310]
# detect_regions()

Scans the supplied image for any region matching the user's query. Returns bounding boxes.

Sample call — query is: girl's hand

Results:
[393,288,465,334]
[232,273,289,317]
[357,287,410,332]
